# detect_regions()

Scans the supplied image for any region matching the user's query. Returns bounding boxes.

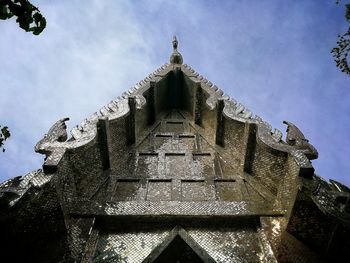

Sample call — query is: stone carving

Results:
[169,36,183,64]
[283,121,318,160]
[272,128,283,143]
[35,117,69,155]
[0,169,50,207]
[34,94,148,173]
[303,176,350,223]
[35,116,97,173]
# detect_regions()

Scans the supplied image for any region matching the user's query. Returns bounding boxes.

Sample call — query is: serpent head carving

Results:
[35,117,69,155]
[283,121,318,160]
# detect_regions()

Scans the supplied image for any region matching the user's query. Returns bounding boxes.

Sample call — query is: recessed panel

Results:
[154,135,175,151]
[147,180,172,201]
[181,180,208,201]
[136,153,158,177]
[192,154,214,179]
[165,154,187,178]
[215,180,241,201]
[178,135,196,151]
[113,180,141,201]
[166,121,184,133]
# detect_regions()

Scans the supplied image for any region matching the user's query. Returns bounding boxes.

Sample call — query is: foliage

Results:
[0,0,46,35]
[0,0,45,153]
[0,126,11,152]
[332,1,350,76]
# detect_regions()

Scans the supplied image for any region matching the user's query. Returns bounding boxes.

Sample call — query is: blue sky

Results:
[0,0,350,186]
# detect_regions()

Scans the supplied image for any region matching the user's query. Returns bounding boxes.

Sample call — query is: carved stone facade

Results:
[1,38,349,262]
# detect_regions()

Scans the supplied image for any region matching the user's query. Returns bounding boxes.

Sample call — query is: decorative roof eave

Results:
[180,63,318,172]
[0,169,51,207]
[34,63,173,173]
[34,35,317,176]
[72,62,172,139]
[301,175,350,224]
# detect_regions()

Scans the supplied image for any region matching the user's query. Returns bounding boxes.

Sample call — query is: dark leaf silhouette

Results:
[0,126,11,152]
[0,0,46,35]
[333,1,350,76]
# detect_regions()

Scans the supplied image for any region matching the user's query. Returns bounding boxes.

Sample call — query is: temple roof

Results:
[1,37,349,263]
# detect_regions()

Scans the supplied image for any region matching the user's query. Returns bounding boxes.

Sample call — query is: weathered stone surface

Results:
[1,37,349,262]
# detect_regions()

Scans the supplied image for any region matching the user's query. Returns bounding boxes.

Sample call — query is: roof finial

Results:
[170,35,183,64]
[172,35,178,50]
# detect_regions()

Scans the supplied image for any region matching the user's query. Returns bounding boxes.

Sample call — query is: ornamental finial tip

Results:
[170,35,183,64]
[172,35,178,50]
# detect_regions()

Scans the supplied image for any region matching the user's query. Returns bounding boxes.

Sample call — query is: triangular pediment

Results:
[2,36,335,263]
[143,226,215,263]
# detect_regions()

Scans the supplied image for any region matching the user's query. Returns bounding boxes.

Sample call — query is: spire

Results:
[170,35,183,64]
[172,35,178,49]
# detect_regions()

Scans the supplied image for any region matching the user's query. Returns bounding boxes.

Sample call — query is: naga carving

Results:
[35,117,69,156]
[34,95,147,173]
[283,121,318,160]
[34,118,72,173]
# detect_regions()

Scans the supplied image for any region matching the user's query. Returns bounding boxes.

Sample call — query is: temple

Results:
[1,37,349,262]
